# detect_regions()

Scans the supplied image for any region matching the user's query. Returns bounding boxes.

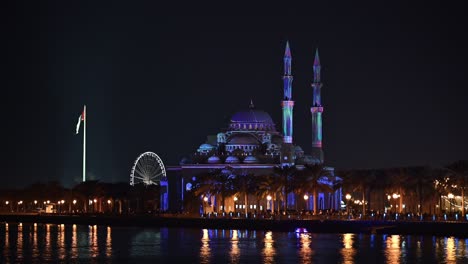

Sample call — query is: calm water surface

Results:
[1,222,467,263]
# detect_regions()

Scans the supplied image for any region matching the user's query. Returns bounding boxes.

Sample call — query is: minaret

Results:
[281,41,295,166]
[310,48,324,163]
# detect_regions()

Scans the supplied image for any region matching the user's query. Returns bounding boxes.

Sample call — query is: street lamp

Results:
[203,196,208,215]
[304,194,309,211]
[233,196,238,213]
[392,193,399,214]
[448,193,454,215]
[345,194,351,216]
[107,200,112,213]
[72,199,77,213]
[267,195,272,213]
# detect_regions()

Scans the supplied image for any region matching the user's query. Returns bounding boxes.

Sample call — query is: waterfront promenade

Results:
[1,213,468,238]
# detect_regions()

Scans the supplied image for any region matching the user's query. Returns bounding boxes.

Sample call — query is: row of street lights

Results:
[3,199,113,213]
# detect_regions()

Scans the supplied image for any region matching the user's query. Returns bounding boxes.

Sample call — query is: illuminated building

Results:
[167,42,341,213]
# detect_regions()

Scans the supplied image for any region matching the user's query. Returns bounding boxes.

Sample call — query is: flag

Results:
[75,107,85,134]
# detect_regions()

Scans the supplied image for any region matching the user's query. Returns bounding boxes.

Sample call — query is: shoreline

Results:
[1,213,468,238]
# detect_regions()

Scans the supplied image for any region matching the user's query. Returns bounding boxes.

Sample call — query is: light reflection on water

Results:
[230,230,240,263]
[1,222,468,263]
[341,233,355,264]
[298,232,313,263]
[262,231,275,264]
[200,229,211,264]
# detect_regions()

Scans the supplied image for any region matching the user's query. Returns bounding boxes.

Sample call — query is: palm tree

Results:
[386,167,410,214]
[299,164,333,215]
[444,160,468,216]
[434,167,453,214]
[272,165,297,211]
[339,169,376,216]
[232,172,253,215]
[406,166,436,215]
[256,174,282,214]
[73,180,104,213]
[191,167,235,213]
[191,170,218,212]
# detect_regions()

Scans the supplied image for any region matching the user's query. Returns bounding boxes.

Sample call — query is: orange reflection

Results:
[200,229,211,264]
[106,226,112,257]
[32,223,37,258]
[385,235,401,263]
[230,230,240,263]
[45,224,51,257]
[4,223,9,256]
[17,223,23,258]
[71,224,78,258]
[262,231,276,264]
[445,237,455,262]
[89,225,98,258]
[340,233,355,264]
[299,233,313,263]
[58,224,65,260]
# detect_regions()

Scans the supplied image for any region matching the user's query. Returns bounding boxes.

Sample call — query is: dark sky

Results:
[5,2,468,188]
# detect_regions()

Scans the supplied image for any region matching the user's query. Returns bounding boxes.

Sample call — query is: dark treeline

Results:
[1,160,467,217]
[0,181,161,214]
[337,160,468,216]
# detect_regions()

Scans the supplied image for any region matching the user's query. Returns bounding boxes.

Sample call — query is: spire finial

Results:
[249,99,255,109]
[284,41,291,58]
[314,48,320,66]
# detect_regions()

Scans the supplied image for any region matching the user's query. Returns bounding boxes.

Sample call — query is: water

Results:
[1,222,467,263]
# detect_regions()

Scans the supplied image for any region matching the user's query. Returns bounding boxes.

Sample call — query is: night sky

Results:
[5,2,468,188]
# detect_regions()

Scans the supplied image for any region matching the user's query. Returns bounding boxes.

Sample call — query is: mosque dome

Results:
[225,155,240,164]
[199,143,214,150]
[231,109,274,124]
[207,155,221,164]
[243,155,259,164]
[228,101,276,132]
[197,143,215,154]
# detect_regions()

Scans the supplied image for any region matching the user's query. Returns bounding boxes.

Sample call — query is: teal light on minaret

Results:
[280,41,295,167]
[282,41,294,144]
[310,48,324,163]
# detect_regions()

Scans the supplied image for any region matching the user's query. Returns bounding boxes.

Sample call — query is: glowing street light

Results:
[345,194,352,216]
[233,196,238,213]
[303,194,309,211]
[34,200,37,205]
[203,196,209,215]
[392,193,400,214]
[266,195,272,213]
[448,193,454,215]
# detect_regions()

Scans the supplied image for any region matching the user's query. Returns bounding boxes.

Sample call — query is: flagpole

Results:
[83,105,86,182]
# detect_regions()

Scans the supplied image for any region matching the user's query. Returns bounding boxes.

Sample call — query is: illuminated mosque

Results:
[167,42,342,213]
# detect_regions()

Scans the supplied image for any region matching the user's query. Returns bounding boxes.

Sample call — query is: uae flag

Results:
[75,107,85,134]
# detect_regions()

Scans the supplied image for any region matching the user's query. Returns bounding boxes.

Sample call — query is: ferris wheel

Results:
[130,152,167,186]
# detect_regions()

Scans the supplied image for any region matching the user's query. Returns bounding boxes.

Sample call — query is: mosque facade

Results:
[166,42,342,214]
